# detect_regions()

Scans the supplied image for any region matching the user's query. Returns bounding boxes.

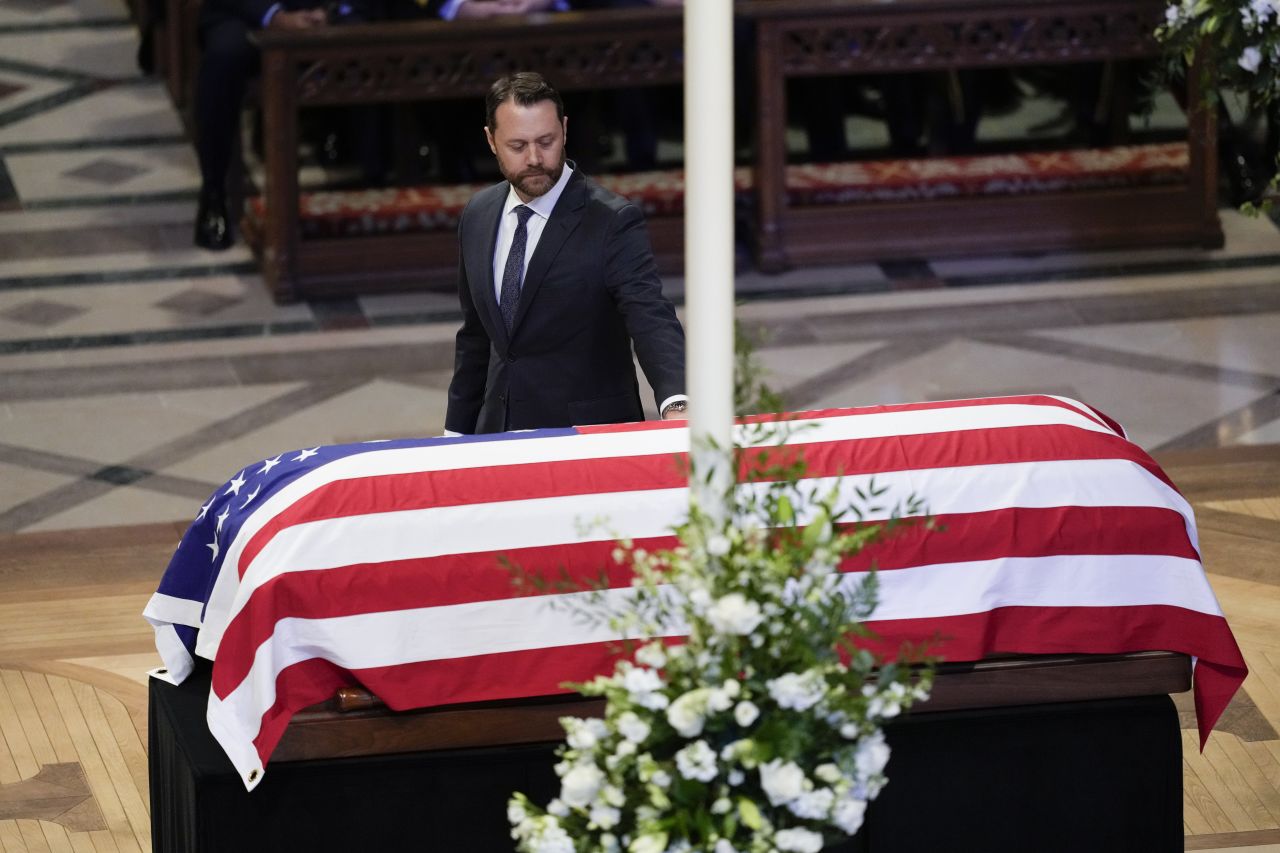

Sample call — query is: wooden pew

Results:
[740,0,1222,271]
[249,7,685,303]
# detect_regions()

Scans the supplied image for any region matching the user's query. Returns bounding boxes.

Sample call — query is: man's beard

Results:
[503,150,566,199]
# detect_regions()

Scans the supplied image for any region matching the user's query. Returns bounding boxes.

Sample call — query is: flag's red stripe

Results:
[245,603,1243,768]
[213,505,1196,697]
[248,657,357,767]
[236,424,1166,578]
[576,395,1120,436]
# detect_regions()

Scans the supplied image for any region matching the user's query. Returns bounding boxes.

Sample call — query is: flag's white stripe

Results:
[200,399,1119,653]
[148,624,195,684]
[143,591,205,629]
[1045,395,1126,437]
[208,550,1214,789]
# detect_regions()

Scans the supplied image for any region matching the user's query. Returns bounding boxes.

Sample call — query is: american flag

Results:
[144,395,1246,791]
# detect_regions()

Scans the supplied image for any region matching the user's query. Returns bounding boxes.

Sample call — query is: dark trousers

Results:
[194,16,260,192]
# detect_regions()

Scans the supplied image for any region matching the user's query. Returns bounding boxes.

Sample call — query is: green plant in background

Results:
[1157,0,1279,99]
[507,326,934,853]
[1157,0,1280,210]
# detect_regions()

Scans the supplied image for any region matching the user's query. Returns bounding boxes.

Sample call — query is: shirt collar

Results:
[503,161,574,221]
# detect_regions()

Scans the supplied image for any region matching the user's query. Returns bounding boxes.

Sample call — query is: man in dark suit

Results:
[192,0,378,250]
[445,72,687,434]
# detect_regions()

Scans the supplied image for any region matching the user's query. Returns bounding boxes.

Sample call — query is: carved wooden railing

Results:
[741,0,1220,271]
[253,8,683,302]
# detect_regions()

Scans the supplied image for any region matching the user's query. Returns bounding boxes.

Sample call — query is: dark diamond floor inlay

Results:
[62,157,148,187]
[154,287,243,316]
[0,298,86,326]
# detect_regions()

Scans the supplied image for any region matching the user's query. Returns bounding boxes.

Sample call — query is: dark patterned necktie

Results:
[499,205,534,334]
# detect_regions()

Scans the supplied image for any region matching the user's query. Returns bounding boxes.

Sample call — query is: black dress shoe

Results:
[194,189,232,250]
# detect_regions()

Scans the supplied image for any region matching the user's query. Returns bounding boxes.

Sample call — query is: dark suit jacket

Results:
[445,169,686,434]
[199,0,377,31]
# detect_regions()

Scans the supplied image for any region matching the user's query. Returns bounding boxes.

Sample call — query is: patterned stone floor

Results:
[0,0,1278,849]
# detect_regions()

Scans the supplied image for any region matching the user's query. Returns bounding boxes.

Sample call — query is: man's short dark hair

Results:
[486,72,565,132]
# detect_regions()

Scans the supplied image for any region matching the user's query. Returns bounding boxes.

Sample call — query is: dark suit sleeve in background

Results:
[603,203,686,408]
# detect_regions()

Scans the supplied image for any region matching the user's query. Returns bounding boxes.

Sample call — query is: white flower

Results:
[707,592,764,635]
[734,700,760,727]
[759,758,807,806]
[614,740,637,759]
[565,717,608,749]
[767,670,826,711]
[714,839,738,853]
[706,534,731,556]
[774,827,825,853]
[515,816,575,853]
[839,723,860,739]
[667,689,710,737]
[854,731,891,780]
[688,585,713,613]
[560,763,605,808]
[547,798,569,817]
[630,835,667,853]
[814,763,843,785]
[623,666,663,694]
[508,800,528,826]
[1164,4,1180,25]
[707,686,735,713]
[589,804,621,830]
[623,667,669,710]
[711,797,732,815]
[728,769,745,786]
[1240,46,1263,73]
[635,642,667,668]
[651,769,672,789]
[617,711,652,744]
[788,787,835,819]
[832,796,868,834]
[865,681,907,719]
[675,739,718,782]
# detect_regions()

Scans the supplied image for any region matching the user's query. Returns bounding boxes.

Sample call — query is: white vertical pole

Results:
[683,0,735,515]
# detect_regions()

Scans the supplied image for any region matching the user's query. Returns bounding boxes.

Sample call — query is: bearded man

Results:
[444,72,688,435]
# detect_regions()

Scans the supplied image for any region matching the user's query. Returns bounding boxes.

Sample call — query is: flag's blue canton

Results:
[154,428,580,657]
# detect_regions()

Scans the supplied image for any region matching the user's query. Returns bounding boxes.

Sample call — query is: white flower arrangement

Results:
[509,417,934,853]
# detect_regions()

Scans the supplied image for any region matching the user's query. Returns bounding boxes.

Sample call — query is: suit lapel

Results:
[511,170,586,335]
[467,186,508,350]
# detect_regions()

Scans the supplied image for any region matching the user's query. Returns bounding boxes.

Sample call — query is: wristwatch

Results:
[661,400,689,417]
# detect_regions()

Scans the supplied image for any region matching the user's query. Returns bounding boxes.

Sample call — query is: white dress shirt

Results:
[491,163,574,304]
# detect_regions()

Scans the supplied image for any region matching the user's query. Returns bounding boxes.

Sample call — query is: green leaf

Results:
[738,798,763,830]
[777,495,795,525]
[647,783,671,810]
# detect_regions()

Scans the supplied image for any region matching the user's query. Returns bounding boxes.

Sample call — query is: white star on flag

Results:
[240,485,261,510]
[225,470,247,496]
[293,448,320,463]
[216,507,230,534]
[196,499,214,522]
[258,455,283,475]
[206,537,220,561]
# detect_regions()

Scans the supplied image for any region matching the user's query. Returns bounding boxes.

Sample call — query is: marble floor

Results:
[1,0,1279,849]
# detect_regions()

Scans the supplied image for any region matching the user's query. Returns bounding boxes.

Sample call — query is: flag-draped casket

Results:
[144,395,1247,790]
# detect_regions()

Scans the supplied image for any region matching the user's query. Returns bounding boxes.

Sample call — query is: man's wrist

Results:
[660,395,689,419]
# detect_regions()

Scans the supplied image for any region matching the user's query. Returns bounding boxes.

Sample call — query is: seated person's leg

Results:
[193,16,258,250]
